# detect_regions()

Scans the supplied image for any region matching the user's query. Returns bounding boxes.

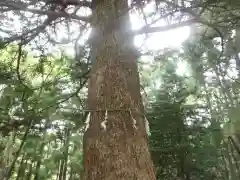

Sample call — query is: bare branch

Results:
[52,0,92,8]
[133,19,196,35]
[3,17,55,44]
[0,1,91,22]
[16,41,32,90]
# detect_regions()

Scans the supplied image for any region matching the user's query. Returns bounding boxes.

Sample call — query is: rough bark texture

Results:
[83,0,156,179]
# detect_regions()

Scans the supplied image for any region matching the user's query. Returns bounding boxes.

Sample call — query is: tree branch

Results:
[16,41,32,90]
[0,1,91,22]
[3,17,55,44]
[133,19,196,35]
[50,0,92,8]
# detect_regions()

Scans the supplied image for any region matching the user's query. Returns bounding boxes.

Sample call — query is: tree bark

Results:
[62,126,70,180]
[58,159,64,180]
[26,160,33,180]
[16,154,25,180]
[83,0,156,180]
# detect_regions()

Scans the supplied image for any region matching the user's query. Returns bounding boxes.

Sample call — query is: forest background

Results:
[0,0,240,179]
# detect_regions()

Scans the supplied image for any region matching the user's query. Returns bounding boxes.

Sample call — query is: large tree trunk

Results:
[83,0,156,179]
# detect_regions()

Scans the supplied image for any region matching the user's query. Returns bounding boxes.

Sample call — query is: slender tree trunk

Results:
[58,138,65,180]
[34,119,50,180]
[6,121,31,180]
[26,160,33,180]
[83,0,156,179]
[176,129,187,180]
[16,154,25,180]
[21,159,28,180]
[227,140,238,180]
[229,136,240,156]
[58,160,65,180]
[56,160,60,180]
[69,167,73,180]
[228,136,240,176]
[221,150,230,180]
[34,146,44,180]
[62,127,70,180]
